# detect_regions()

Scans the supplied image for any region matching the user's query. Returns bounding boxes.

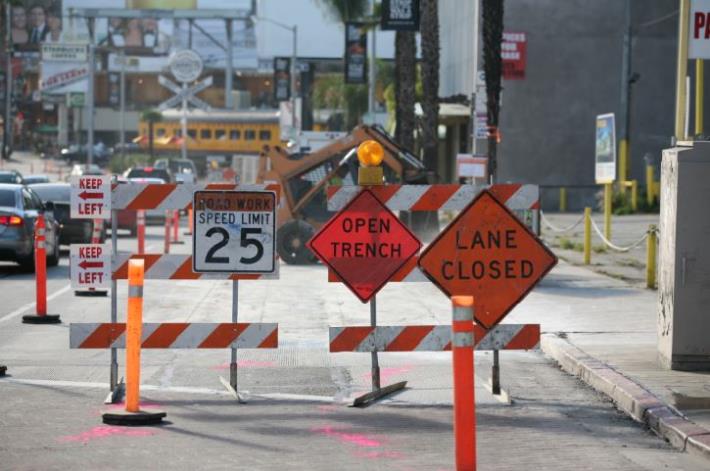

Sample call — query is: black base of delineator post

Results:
[170,241,184,245]
[102,409,166,426]
[22,314,61,324]
[0,365,6,376]
[352,381,407,408]
[183,231,192,236]
[75,290,108,297]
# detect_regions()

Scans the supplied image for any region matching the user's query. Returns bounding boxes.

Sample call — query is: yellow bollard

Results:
[603,183,612,240]
[630,180,638,212]
[647,225,657,289]
[584,207,591,265]
[619,140,629,191]
[559,187,567,212]
[125,259,145,413]
[646,165,655,206]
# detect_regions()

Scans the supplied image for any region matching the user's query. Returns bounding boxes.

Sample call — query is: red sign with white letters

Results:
[502,32,527,80]
[307,189,421,303]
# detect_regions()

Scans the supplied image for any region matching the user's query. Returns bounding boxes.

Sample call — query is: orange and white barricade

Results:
[325,183,541,404]
[71,182,280,403]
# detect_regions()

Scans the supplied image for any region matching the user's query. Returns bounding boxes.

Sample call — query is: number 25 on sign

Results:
[192,191,276,273]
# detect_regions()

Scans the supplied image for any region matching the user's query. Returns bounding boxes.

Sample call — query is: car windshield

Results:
[0,189,17,207]
[30,185,70,203]
[0,173,19,184]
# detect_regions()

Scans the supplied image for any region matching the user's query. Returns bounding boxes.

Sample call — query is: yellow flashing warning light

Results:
[357,140,385,167]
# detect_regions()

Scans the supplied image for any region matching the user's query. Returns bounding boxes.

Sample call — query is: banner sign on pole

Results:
[273,57,291,102]
[690,0,710,59]
[595,113,617,184]
[381,0,421,31]
[502,32,527,80]
[344,22,367,84]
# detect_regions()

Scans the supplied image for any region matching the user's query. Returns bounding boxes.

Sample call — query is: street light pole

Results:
[291,25,297,131]
[3,1,13,162]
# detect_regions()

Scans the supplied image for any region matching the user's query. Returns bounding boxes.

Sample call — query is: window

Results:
[230,129,241,140]
[0,189,17,207]
[245,130,256,140]
[22,189,37,210]
[156,128,166,137]
[200,129,212,140]
[187,129,197,139]
[259,130,272,141]
[215,129,226,140]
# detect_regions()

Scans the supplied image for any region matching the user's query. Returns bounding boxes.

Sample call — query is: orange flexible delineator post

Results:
[102,259,165,426]
[23,215,60,324]
[184,208,193,236]
[163,210,170,254]
[137,210,145,254]
[452,296,476,471]
[170,210,183,245]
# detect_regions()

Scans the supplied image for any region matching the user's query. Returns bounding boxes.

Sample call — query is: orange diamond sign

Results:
[418,190,557,328]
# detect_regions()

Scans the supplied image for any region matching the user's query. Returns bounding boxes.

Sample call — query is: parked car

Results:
[29,182,104,245]
[0,184,60,270]
[0,170,24,184]
[60,144,112,165]
[123,166,172,183]
[23,175,51,185]
[154,158,197,184]
[116,176,170,235]
[70,164,104,177]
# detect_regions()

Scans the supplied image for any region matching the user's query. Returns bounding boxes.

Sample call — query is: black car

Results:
[0,170,24,184]
[124,166,173,183]
[60,144,112,165]
[29,183,104,245]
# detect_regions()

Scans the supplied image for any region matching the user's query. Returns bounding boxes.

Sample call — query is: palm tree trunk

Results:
[482,0,504,182]
[395,30,416,151]
[420,0,440,173]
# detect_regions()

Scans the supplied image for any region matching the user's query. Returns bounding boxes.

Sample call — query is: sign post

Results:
[193,190,277,401]
[595,113,616,240]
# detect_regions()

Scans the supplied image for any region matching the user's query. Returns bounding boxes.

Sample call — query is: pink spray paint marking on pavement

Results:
[312,425,382,447]
[361,366,413,384]
[210,360,276,370]
[58,426,157,444]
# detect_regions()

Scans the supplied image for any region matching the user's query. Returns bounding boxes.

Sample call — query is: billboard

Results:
[595,113,616,184]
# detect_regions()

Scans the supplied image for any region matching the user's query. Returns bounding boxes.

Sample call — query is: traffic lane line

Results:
[0,284,72,324]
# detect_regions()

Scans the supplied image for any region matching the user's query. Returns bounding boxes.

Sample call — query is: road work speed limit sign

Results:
[193,191,276,273]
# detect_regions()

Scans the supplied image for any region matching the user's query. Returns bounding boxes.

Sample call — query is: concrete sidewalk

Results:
[530,261,710,462]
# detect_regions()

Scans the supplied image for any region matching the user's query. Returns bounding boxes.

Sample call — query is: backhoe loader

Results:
[257,124,431,264]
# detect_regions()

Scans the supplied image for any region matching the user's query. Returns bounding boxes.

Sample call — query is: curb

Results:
[540,334,710,463]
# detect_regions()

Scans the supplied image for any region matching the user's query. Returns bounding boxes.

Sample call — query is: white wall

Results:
[438,1,477,97]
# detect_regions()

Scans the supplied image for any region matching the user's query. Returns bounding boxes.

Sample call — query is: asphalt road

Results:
[0,224,706,470]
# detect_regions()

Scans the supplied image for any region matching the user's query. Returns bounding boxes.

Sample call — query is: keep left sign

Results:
[70,244,111,290]
[71,175,111,219]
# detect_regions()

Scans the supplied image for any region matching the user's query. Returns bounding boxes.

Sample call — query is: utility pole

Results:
[225,19,234,110]
[87,43,96,167]
[119,50,126,162]
[469,0,480,154]
[675,0,690,141]
[291,25,298,131]
[619,0,632,184]
[3,2,13,162]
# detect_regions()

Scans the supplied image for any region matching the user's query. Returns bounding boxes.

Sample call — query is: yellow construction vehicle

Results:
[257,124,430,264]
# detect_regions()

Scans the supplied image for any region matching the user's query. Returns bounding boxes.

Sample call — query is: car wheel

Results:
[276,220,318,265]
[18,251,35,272]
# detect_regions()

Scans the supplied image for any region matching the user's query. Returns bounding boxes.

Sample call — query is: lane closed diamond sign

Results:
[418,190,557,328]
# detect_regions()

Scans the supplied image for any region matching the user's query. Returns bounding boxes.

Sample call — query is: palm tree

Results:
[395,30,416,151]
[482,0,504,182]
[420,0,439,172]
[140,109,162,161]
[316,0,368,22]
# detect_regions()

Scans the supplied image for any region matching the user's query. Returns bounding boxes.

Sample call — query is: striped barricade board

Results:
[70,323,278,349]
[112,182,281,211]
[327,183,539,212]
[112,253,280,280]
[329,324,540,352]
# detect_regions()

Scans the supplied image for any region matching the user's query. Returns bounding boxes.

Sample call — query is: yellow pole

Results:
[619,140,628,190]
[646,165,655,205]
[604,183,612,240]
[126,259,145,413]
[631,180,638,212]
[559,187,567,212]
[696,59,704,136]
[675,0,690,140]
[646,225,657,289]
[584,207,591,265]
